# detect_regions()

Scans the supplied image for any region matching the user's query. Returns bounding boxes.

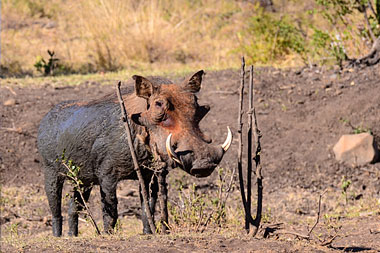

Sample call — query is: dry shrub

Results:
[167,167,241,234]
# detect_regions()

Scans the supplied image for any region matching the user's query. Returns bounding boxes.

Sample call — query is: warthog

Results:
[37,70,232,236]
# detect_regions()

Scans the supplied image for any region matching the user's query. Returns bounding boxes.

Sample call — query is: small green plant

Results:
[353,126,370,134]
[341,176,351,205]
[57,152,101,235]
[113,219,123,234]
[239,7,307,64]
[169,167,235,233]
[309,26,349,67]
[313,0,380,66]
[34,50,59,76]
[9,222,20,236]
[262,207,272,223]
[340,118,372,134]
[281,104,288,112]
[169,183,207,232]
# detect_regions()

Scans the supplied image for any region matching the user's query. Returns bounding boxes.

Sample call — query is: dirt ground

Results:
[1,65,380,252]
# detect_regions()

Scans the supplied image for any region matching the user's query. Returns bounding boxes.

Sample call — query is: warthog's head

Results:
[131,70,232,177]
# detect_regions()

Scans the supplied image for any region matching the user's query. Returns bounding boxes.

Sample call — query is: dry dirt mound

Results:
[1,66,380,252]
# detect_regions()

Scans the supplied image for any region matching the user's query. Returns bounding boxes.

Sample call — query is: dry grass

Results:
[1,175,379,251]
[1,0,375,77]
[1,0,250,76]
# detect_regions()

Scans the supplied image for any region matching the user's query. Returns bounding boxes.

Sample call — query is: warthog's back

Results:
[37,99,147,182]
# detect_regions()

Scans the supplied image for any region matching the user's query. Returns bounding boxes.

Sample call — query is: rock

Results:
[333,133,379,166]
[3,98,17,106]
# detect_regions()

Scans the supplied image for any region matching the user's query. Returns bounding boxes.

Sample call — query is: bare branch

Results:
[249,65,264,237]
[116,81,156,234]
[274,230,311,239]
[363,3,376,42]
[246,65,253,232]
[237,57,253,231]
[308,189,327,237]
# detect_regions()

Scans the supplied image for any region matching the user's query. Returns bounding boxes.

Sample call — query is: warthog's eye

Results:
[155,101,162,108]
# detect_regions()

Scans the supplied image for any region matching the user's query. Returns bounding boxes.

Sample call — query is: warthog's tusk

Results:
[166,133,182,165]
[221,126,232,152]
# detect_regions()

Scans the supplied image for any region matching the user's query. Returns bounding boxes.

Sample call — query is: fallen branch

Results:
[5,86,17,96]
[0,126,33,137]
[320,234,340,247]
[116,81,156,234]
[270,189,327,240]
[274,230,311,239]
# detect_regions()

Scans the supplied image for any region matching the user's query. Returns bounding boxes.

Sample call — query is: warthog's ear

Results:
[133,75,159,99]
[183,70,204,93]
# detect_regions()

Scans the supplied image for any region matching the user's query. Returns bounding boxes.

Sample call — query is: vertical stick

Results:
[152,144,169,234]
[246,65,253,231]
[250,66,263,237]
[116,81,156,234]
[158,169,168,233]
[237,57,249,232]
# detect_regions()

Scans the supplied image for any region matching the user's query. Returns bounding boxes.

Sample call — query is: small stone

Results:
[3,98,17,106]
[323,82,332,89]
[333,133,379,166]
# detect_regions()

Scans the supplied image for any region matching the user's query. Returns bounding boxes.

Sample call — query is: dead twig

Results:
[199,211,214,233]
[308,189,328,237]
[5,86,17,95]
[207,90,238,95]
[369,229,380,234]
[274,230,311,239]
[0,126,33,137]
[220,166,236,208]
[116,81,156,234]
[271,189,327,240]
[320,234,340,246]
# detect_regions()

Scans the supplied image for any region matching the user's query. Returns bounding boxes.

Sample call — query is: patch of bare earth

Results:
[1,65,380,252]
